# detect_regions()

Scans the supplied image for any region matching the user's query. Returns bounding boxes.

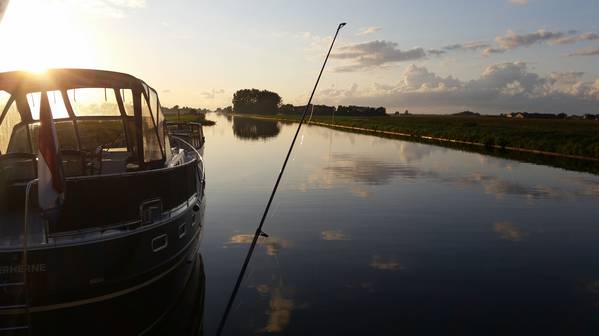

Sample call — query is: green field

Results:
[250,114,599,160]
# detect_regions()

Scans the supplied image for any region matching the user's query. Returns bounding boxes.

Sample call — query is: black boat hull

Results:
[0,196,205,315]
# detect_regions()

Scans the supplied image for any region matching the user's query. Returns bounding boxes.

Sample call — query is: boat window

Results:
[68,88,120,117]
[0,90,9,114]
[125,118,139,157]
[141,94,163,162]
[7,125,29,153]
[149,88,159,127]
[28,121,79,153]
[76,119,127,152]
[121,89,134,116]
[0,96,23,154]
[27,91,69,120]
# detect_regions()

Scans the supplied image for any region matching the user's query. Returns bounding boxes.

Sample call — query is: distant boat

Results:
[0,69,206,332]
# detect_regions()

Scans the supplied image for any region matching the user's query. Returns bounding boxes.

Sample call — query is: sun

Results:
[0,0,98,73]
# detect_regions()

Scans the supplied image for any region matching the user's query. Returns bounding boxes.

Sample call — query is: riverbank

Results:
[164,113,216,125]
[242,114,599,162]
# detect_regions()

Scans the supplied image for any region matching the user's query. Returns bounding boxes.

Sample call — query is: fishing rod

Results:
[216,22,346,336]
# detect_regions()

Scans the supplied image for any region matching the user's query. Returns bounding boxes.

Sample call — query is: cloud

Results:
[316,61,599,114]
[105,0,146,8]
[482,47,507,57]
[496,29,565,49]
[508,0,528,5]
[61,0,146,18]
[443,41,490,51]
[427,49,446,56]
[357,26,382,36]
[567,45,599,57]
[550,32,599,45]
[332,40,426,72]
[200,88,225,99]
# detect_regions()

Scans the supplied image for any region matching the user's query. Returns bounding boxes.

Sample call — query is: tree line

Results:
[232,89,386,117]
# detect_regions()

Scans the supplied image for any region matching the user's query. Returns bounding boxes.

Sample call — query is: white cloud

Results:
[443,41,490,51]
[61,0,146,19]
[427,49,446,56]
[316,62,599,114]
[508,0,528,5]
[331,40,426,72]
[357,26,382,36]
[496,29,564,49]
[105,0,146,8]
[200,88,225,99]
[482,47,507,57]
[567,45,599,57]
[550,32,599,45]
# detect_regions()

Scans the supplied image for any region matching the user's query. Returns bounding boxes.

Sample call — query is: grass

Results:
[247,114,599,160]
[163,113,216,126]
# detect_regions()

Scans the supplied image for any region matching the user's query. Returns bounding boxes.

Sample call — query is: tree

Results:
[232,89,282,115]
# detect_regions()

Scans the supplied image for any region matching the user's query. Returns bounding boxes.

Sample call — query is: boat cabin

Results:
[0,69,204,241]
[0,69,172,182]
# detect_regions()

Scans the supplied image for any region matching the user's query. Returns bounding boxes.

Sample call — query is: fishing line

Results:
[216,22,346,336]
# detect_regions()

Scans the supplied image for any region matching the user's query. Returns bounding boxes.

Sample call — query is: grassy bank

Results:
[248,114,599,161]
[163,113,216,126]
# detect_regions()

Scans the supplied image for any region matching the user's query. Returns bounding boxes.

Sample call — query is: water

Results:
[202,114,599,335]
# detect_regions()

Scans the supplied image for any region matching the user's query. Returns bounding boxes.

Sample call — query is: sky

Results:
[0,0,599,114]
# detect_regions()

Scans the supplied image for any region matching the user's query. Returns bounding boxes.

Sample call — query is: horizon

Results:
[0,0,598,114]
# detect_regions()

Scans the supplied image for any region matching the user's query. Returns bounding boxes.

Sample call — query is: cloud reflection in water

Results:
[370,256,404,271]
[494,221,525,241]
[321,230,351,241]
[229,234,292,256]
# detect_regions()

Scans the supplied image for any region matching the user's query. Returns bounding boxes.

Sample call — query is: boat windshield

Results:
[0,77,170,180]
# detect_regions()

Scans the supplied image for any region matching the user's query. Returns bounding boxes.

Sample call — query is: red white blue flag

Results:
[37,91,65,213]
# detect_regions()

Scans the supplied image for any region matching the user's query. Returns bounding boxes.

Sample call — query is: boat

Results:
[0,69,206,333]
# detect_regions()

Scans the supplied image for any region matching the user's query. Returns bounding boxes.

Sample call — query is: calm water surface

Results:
[201,114,599,335]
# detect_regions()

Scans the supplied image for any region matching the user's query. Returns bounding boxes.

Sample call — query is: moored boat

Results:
[0,69,205,332]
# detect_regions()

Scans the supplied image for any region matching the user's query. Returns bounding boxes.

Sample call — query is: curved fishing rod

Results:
[216,22,346,336]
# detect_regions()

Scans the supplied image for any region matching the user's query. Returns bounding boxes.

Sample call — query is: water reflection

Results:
[232,116,280,140]
[258,285,295,333]
[229,234,292,256]
[369,256,404,271]
[304,151,599,201]
[494,221,525,242]
[28,253,205,335]
[321,229,351,241]
[324,153,427,185]
[201,113,599,335]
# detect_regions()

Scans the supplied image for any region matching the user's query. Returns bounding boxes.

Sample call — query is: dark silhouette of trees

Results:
[336,105,386,116]
[232,89,281,115]
[232,116,281,140]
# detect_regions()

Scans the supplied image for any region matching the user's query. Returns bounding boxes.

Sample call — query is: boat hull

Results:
[0,196,205,315]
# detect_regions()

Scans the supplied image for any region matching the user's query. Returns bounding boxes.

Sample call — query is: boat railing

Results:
[170,135,205,185]
[167,122,205,149]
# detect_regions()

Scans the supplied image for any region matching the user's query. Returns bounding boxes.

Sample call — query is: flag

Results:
[37,91,65,215]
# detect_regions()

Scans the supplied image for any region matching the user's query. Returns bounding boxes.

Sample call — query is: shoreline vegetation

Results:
[164,88,599,172]
[239,114,599,175]
[227,89,599,164]
[244,114,599,162]
[162,105,216,125]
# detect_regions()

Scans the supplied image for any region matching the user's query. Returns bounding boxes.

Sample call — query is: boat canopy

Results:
[0,69,171,176]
